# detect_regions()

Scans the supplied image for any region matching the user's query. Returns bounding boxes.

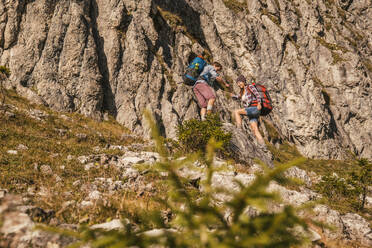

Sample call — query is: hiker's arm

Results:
[229,92,240,100]
[231,93,239,100]
[257,102,262,110]
[216,76,230,89]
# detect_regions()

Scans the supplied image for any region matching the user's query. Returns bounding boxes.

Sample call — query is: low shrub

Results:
[315,174,353,201]
[177,114,231,157]
[315,159,372,211]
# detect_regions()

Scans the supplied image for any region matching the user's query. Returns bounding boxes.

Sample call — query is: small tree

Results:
[348,159,372,210]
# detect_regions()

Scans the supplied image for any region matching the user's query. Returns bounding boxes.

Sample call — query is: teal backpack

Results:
[182,56,207,86]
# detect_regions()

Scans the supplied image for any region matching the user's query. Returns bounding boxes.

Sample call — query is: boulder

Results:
[223,123,274,167]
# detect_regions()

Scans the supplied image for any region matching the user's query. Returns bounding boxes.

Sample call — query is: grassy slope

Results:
[267,141,371,223]
[0,90,166,225]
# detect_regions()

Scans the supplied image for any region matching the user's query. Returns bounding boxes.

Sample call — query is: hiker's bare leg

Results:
[201,108,207,120]
[250,122,264,145]
[234,109,246,128]
[207,98,215,114]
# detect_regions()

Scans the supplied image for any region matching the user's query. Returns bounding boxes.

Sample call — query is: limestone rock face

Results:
[223,123,274,167]
[1,0,371,159]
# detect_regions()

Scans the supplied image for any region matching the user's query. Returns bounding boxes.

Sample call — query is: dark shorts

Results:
[245,107,260,123]
[193,82,216,108]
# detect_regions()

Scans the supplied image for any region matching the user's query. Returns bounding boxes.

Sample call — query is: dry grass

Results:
[156,6,183,29]
[0,90,203,225]
[0,89,161,224]
[223,0,249,14]
[315,37,349,53]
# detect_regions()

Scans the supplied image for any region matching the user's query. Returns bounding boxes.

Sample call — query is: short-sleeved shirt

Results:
[194,65,219,87]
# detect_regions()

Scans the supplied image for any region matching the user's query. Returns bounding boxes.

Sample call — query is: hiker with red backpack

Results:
[183,56,230,121]
[232,75,272,146]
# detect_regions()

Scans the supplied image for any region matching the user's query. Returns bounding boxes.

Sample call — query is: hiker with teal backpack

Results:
[183,56,230,120]
[231,75,273,146]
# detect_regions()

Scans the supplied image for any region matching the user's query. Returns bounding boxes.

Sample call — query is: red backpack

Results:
[248,83,273,116]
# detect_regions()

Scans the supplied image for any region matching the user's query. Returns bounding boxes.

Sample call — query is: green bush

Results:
[177,114,231,157]
[41,111,315,247]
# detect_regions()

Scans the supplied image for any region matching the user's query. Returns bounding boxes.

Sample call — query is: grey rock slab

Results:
[107,145,126,150]
[90,219,125,231]
[284,166,312,187]
[80,201,94,209]
[66,155,74,161]
[118,156,145,168]
[142,228,177,238]
[309,228,322,242]
[40,165,53,176]
[54,175,62,183]
[267,182,319,206]
[60,115,72,121]
[27,109,48,121]
[84,162,95,171]
[87,190,101,201]
[366,196,372,208]
[222,123,274,167]
[16,144,28,151]
[77,156,89,164]
[140,151,161,160]
[122,167,140,180]
[37,186,49,197]
[72,180,81,187]
[0,195,74,247]
[75,133,88,141]
[1,211,34,235]
[312,205,345,240]
[341,213,372,246]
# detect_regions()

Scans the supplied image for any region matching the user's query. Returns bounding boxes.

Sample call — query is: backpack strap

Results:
[246,84,262,104]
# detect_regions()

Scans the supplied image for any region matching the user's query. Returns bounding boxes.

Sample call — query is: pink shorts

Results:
[193,82,216,108]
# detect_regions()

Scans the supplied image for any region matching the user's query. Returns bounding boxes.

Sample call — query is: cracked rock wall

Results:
[1,0,371,159]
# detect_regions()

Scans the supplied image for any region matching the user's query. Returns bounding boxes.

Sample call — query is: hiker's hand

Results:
[257,102,262,110]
